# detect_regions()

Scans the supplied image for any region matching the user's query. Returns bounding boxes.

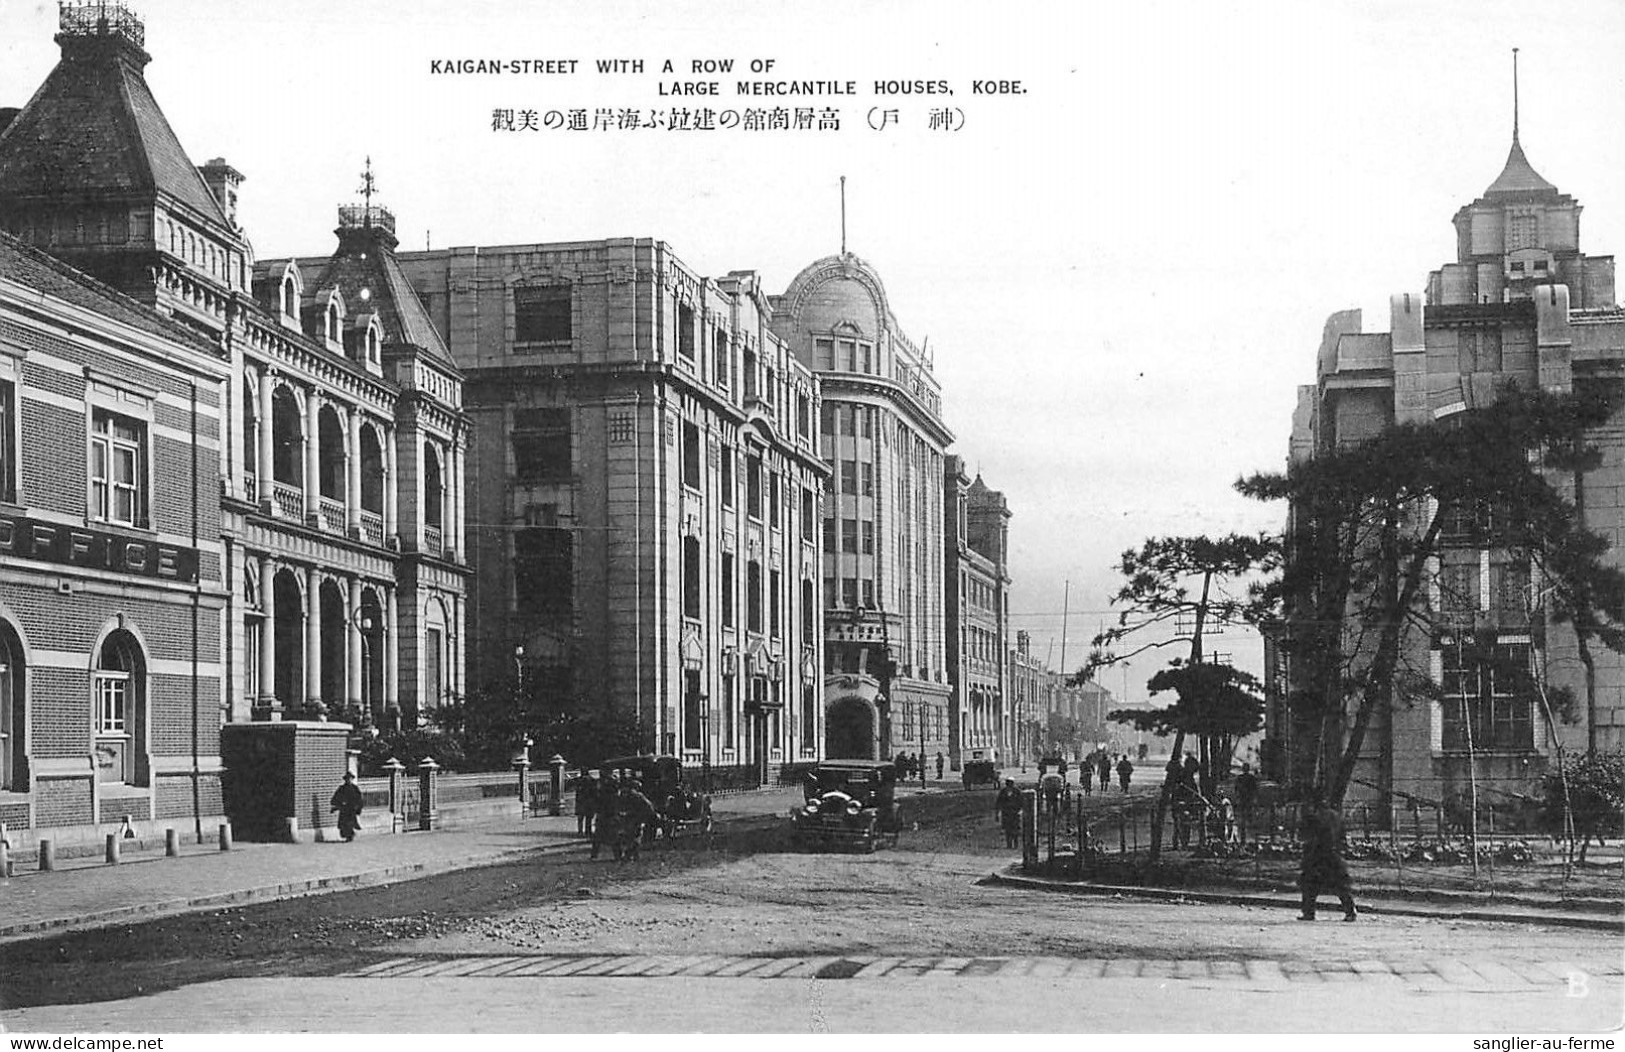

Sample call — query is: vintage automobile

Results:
[597,754,714,843]
[789,760,900,852]
[961,748,999,788]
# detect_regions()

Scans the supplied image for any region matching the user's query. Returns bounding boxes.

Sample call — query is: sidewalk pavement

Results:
[0,787,804,943]
[987,867,1625,932]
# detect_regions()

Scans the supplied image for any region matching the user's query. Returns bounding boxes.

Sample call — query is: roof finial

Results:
[1512,47,1520,145]
[358,156,376,226]
[839,175,847,256]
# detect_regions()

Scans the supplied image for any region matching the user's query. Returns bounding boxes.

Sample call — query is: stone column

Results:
[347,577,363,714]
[305,566,322,716]
[259,555,277,711]
[452,593,466,701]
[385,587,400,722]
[257,371,274,509]
[449,440,464,559]
[303,388,321,523]
[384,429,398,546]
[346,406,361,535]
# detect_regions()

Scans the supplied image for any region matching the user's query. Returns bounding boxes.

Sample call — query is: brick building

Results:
[396,242,826,780]
[0,4,467,839]
[1273,94,1624,802]
[944,458,1011,767]
[771,254,954,762]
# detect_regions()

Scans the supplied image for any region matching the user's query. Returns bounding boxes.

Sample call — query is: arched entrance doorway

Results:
[826,696,876,759]
[0,619,24,791]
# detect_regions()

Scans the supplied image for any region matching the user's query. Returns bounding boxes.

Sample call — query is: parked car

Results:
[790,760,900,852]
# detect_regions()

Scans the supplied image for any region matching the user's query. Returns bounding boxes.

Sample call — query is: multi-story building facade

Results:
[1275,104,1623,802]
[396,243,826,780]
[0,5,466,840]
[0,230,228,841]
[944,457,1011,767]
[1008,631,1114,765]
[771,254,954,761]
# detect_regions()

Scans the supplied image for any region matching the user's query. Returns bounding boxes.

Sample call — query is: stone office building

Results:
[0,4,467,840]
[397,241,827,779]
[771,253,954,761]
[944,457,1012,768]
[1276,98,1624,803]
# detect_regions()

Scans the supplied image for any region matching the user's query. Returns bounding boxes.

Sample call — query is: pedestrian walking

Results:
[329,771,364,842]
[1080,763,1093,795]
[935,751,945,780]
[1097,753,1112,790]
[1234,763,1259,841]
[1298,789,1358,921]
[894,751,909,780]
[591,771,620,860]
[575,772,599,837]
[614,779,657,863]
[1116,755,1133,793]
[995,778,1023,849]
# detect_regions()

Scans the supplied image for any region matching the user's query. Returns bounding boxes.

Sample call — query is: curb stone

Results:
[984,871,1624,933]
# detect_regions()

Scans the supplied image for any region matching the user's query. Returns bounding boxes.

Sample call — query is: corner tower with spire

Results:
[1430,50,1615,309]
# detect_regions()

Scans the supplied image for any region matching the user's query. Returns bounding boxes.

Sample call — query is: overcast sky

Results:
[4,0,1622,704]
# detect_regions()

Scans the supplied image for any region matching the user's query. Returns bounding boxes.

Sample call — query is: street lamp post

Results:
[352,609,374,730]
[514,644,525,692]
[699,700,711,792]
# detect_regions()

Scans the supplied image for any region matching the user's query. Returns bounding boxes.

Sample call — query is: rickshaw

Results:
[789,760,901,853]
[597,754,714,845]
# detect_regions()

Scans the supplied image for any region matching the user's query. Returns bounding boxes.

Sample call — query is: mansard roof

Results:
[0,19,230,229]
[0,229,217,356]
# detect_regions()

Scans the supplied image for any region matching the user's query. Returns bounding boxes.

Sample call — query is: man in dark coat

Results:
[1116,755,1133,793]
[935,751,945,780]
[614,779,658,863]
[575,773,599,837]
[1098,753,1112,790]
[591,772,620,860]
[995,778,1023,849]
[1234,763,1259,841]
[1298,790,1357,921]
[330,772,363,842]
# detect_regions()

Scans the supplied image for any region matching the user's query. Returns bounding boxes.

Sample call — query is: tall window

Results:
[802,579,815,641]
[0,379,14,503]
[720,445,734,508]
[0,622,22,790]
[683,669,702,750]
[721,553,735,627]
[796,395,811,439]
[714,327,730,387]
[94,632,144,786]
[1441,641,1533,752]
[743,349,758,401]
[512,408,571,481]
[769,472,780,529]
[513,285,572,344]
[424,627,444,715]
[802,684,816,751]
[683,536,702,619]
[514,527,573,621]
[677,303,696,361]
[747,455,763,519]
[90,410,146,527]
[747,560,763,633]
[801,488,816,538]
[682,422,701,489]
[770,569,782,638]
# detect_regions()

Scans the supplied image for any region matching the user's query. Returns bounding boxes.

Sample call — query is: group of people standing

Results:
[892,751,946,782]
[575,771,658,862]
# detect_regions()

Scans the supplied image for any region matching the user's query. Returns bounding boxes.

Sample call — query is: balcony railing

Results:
[319,497,345,530]
[271,481,304,520]
[423,524,443,556]
[243,473,257,504]
[358,509,384,545]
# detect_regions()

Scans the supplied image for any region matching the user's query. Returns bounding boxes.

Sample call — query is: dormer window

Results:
[280,275,297,319]
[366,326,381,366]
[326,301,341,345]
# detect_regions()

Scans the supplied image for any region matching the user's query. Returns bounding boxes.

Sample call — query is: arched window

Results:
[0,619,24,791]
[94,630,146,786]
[242,385,258,478]
[326,300,341,345]
[270,387,303,486]
[366,325,381,366]
[423,442,444,529]
[280,273,298,320]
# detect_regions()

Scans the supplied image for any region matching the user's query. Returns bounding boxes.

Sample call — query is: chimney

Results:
[198,158,245,228]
